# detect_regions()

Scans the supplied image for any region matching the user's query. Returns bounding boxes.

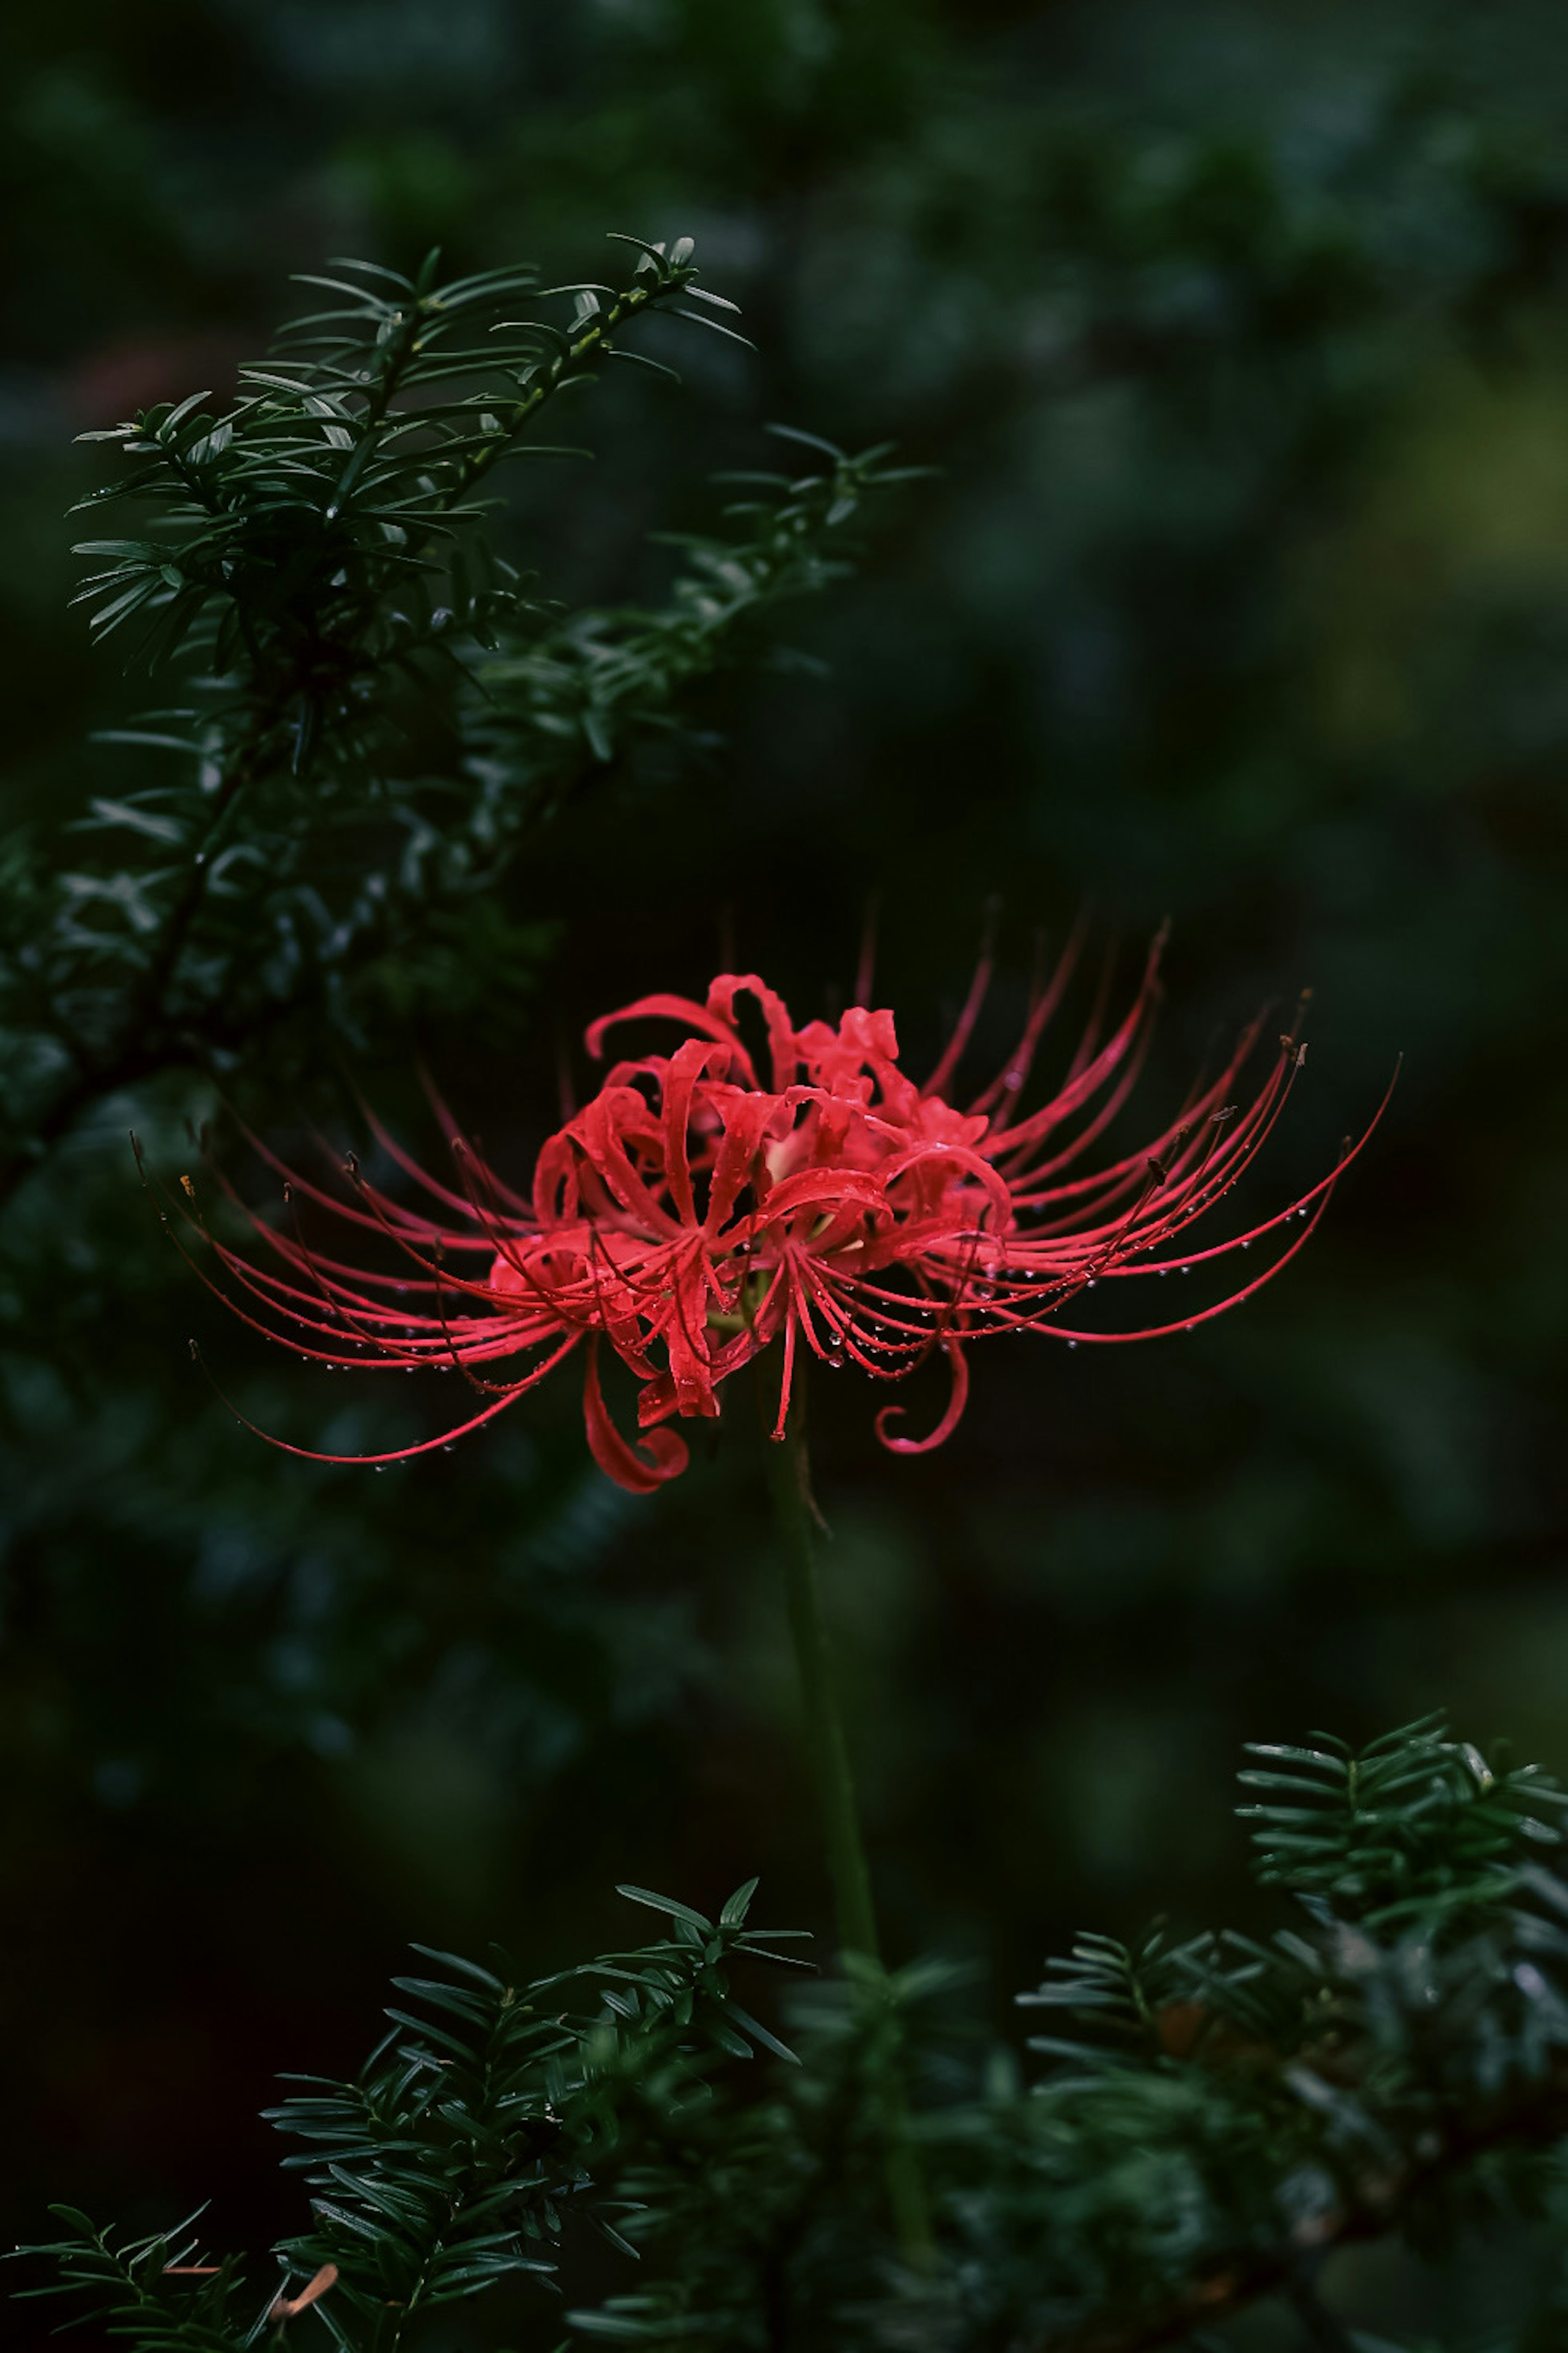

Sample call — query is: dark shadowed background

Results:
[4,0,1568,2340]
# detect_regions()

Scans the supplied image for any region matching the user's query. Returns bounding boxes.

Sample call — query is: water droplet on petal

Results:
[1067,1339,1078,1350]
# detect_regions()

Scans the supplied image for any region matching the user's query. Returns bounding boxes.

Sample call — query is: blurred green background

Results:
[4,0,1568,2336]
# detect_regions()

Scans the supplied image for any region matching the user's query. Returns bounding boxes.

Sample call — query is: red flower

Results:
[168,933,1386,1493]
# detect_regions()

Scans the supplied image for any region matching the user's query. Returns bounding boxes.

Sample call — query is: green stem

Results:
[760,1368,934,2270]
[766,1401,880,1963]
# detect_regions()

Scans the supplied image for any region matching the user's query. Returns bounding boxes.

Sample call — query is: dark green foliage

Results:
[16,1880,812,2351]
[558,1952,958,2348]
[0,245,900,1198]
[475,426,920,808]
[263,1881,809,2344]
[9,2211,254,2353]
[1240,1714,1568,1927]
[21,1721,1568,2351]
[584,1718,1568,2350]
[958,1725,1568,2351]
[64,237,737,684]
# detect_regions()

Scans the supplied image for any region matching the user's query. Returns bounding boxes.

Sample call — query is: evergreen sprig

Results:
[473,424,917,797]
[67,239,728,682]
[14,1881,811,2353]
[8,2209,257,2353]
[938,1717,1568,2353]
[0,247,905,1213]
[1238,1712,1568,1925]
[550,1718,1568,2347]
[21,1720,1568,2353]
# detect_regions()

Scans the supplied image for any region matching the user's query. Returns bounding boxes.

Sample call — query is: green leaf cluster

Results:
[0,242,903,1201]
[22,1721,1568,2352]
[15,1880,809,2351]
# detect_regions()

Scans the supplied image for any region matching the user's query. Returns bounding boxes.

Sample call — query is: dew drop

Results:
[442,1444,455,1455]
[1087,1278,1097,1289]
[1067,1339,1078,1350]
[1240,1240,1250,1251]
[374,1464,385,1473]
[1180,1265,1191,1275]
[1185,1322,1195,1332]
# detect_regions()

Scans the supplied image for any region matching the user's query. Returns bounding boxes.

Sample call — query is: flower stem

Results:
[761,1372,934,2271]
[766,1404,880,1963]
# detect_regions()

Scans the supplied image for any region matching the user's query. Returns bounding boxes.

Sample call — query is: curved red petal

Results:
[585,991,754,1082]
[875,1338,971,1455]
[582,1338,691,1494]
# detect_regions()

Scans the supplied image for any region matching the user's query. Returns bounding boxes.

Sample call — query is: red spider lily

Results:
[158,931,1388,1494]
